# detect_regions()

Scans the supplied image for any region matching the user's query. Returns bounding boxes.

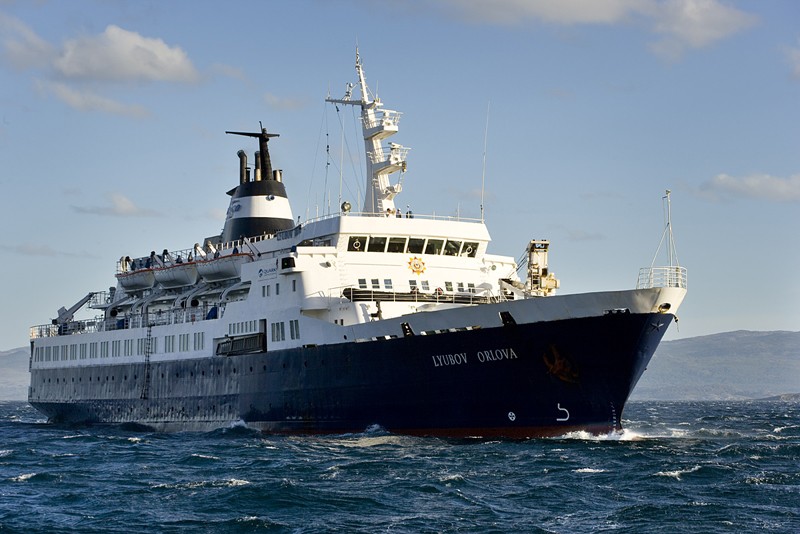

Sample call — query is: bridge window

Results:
[425,239,444,255]
[387,237,406,253]
[367,236,387,252]
[445,281,453,292]
[444,240,462,256]
[462,242,479,257]
[358,278,367,289]
[384,279,393,290]
[421,280,430,291]
[406,238,425,254]
[371,279,380,289]
[348,236,367,252]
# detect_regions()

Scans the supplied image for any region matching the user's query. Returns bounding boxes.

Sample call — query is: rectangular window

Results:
[444,240,462,256]
[262,285,266,297]
[409,280,418,290]
[371,278,380,289]
[462,242,478,257]
[89,343,98,359]
[61,345,68,361]
[421,280,430,291]
[112,340,121,357]
[150,338,157,354]
[425,239,444,255]
[79,344,87,360]
[45,346,52,361]
[292,279,297,292]
[445,281,453,292]
[358,278,367,289]
[457,282,465,293]
[387,237,407,253]
[290,319,300,340]
[279,322,285,341]
[179,334,190,352]
[348,236,367,252]
[124,339,134,356]
[276,283,280,295]
[367,236,387,252]
[467,282,476,293]
[194,332,204,350]
[100,341,109,358]
[70,344,77,360]
[384,279,393,290]
[406,237,425,254]
[165,335,175,353]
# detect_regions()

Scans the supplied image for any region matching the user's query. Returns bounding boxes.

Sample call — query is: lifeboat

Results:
[196,253,253,282]
[153,262,199,288]
[115,269,156,290]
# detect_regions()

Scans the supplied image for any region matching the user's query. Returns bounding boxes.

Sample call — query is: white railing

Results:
[29,303,225,340]
[636,266,687,290]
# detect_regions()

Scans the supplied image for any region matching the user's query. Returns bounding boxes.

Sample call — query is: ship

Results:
[28,51,687,437]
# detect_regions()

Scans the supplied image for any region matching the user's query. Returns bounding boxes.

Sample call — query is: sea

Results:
[0,400,797,533]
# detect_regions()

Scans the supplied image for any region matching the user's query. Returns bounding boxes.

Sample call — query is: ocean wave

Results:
[654,465,702,480]
[574,467,606,473]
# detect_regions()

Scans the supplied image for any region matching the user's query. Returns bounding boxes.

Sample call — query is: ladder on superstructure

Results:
[140,324,153,400]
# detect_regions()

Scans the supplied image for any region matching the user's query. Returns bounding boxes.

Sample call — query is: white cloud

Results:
[649,0,757,60]
[53,25,198,83]
[263,92,308,110]
[435,0,650,25]
[428,0,755,58]
[38,81,149,117]
[71,193,161,217]
[700,173,800,203]
[0,11,54,68]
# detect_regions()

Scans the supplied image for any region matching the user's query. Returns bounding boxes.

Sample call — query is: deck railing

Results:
[636,266,688,290]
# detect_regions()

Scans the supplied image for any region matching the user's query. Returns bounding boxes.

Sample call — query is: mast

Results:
[326,49,409,215]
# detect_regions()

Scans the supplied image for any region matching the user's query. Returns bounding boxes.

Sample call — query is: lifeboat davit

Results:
[196,253,253,282]
[116,269,156,291]
[153,262,199,288]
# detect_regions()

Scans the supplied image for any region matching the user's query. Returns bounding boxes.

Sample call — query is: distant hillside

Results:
[632,330,800,400]
[2,331,798,401]
[0,347,29,401]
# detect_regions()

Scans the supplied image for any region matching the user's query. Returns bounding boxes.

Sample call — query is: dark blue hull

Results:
[29,312,672,438]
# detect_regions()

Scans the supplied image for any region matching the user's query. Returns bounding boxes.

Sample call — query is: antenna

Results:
[480,101,490,222]
[649,189,680,268]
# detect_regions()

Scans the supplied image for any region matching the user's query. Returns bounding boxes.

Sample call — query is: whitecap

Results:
[191,453,220,460]
[574,468,606,473]
[11,473,36,482]
[654,465,701,480]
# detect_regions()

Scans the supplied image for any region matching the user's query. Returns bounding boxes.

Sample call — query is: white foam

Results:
[654,465,701,480]
[574,468,606,473]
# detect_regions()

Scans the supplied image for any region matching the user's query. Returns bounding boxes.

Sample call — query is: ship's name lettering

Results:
[476,347,518,362]
[430,347,519,367]
[431,353,468,367]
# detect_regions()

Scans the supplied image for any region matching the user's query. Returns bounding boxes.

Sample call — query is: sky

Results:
[1,0,798,351]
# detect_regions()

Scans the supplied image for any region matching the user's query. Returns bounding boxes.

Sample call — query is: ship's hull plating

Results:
[29,312,672,438]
